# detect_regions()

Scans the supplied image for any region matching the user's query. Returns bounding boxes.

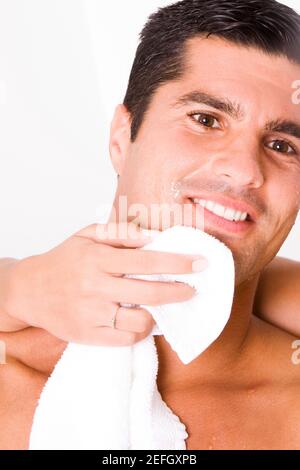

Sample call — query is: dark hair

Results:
[123,0,300,142]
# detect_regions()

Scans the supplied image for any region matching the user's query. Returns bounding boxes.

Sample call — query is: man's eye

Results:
[188,112,221,129]
[267,139,297,155]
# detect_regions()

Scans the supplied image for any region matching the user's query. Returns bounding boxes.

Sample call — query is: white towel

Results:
[29,225,235,450]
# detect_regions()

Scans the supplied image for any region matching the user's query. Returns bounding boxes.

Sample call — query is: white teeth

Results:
[213,203,226,218]
[199,199,207,207]
[192,199,248,222]
[206,201,215,212]
[223,207,237,221]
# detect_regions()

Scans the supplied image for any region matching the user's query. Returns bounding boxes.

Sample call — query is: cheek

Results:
[137,117,217,176]
[271,171,300,212]
[167,124,227,165]
[137,129,190,177]
[120,147,174,204]
[263,176,300,243]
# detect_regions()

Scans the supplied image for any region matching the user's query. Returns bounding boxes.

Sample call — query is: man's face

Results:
[111,36,300,284]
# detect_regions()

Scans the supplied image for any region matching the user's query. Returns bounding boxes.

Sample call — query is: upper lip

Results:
[187,193,259,222]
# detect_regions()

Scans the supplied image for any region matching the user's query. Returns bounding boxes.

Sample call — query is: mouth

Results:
[186,196,256,235]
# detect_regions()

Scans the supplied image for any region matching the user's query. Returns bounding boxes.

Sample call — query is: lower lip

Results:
[189,200,255,234]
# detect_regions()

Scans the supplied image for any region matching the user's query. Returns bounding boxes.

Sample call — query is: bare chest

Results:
[1,358,299,450]
[159,386,300,450]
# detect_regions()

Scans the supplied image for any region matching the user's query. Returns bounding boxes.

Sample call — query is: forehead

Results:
[153,36,300,120]
[184,35,300,84]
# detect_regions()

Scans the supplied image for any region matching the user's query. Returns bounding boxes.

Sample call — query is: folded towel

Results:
[29,225,235,449]
[128,225,235,364]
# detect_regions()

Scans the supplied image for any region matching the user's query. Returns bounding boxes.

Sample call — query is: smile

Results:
[188,198,256,235]
[192,198,249,222]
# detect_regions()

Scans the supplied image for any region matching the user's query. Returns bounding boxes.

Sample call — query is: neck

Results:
[155,274,260,392]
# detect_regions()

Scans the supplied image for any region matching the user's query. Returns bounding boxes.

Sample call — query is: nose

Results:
[211,138,265,189]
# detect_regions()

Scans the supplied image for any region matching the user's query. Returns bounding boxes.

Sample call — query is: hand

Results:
[1,222,207,346]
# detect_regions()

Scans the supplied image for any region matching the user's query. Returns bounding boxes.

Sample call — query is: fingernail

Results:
[192,258,209,272]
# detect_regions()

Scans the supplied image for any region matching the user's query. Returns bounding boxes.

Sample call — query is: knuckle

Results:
[86,242,105,260]
[88,243,113,271]
[97,277,112,301]
[77,275,94,295]
[73,250,92,276]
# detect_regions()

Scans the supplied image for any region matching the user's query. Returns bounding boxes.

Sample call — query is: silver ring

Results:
[109,305,121,329]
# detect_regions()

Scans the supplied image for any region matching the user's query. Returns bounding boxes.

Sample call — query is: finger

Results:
[96,246,208,275]
[95,304,155,334]
[75,326,152,347]
[99,276,196,305]
[74,222,153,248]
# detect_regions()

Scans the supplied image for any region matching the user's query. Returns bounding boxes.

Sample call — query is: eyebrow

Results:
[171,90,245,120]
[171,89,300,140]
[265,119,300,140]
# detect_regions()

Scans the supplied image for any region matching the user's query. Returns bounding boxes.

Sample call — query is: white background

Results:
[0,0,299,260]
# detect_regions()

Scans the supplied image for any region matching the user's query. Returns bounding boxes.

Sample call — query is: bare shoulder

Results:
[249,317,300,448]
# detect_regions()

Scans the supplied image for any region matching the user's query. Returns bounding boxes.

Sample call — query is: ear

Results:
[109,104,132,177]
